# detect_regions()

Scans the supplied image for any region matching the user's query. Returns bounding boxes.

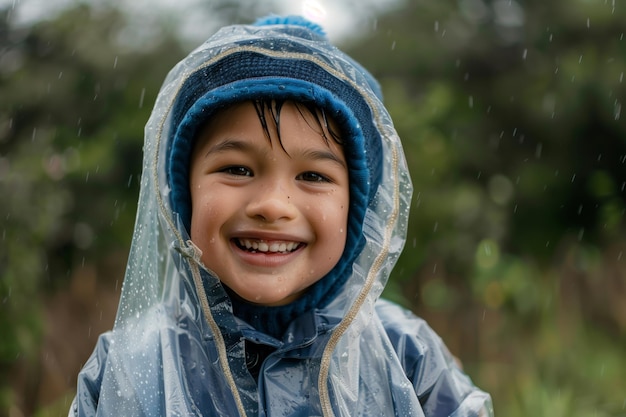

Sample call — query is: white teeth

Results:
[238,239,299,253]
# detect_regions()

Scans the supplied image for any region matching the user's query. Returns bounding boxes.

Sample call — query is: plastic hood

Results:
[90,20,415,417]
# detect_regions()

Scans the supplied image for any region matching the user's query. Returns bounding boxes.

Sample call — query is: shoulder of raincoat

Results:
[71,16,493,417]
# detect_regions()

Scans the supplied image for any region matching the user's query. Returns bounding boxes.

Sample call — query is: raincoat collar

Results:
[238,307,345,350]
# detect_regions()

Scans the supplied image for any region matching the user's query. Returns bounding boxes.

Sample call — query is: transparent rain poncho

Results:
[72,17,494,417]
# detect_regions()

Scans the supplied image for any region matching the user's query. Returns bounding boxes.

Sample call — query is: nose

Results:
[245,181,297,223]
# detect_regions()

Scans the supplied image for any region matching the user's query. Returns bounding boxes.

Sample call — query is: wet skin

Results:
[189,101,349,306]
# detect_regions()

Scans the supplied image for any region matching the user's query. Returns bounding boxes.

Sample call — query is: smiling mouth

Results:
[235,238,303,254]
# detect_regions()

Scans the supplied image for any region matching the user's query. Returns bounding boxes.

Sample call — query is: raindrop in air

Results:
[139,88,146,108]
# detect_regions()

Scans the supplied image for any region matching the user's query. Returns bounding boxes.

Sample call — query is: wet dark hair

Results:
[252,99,344,152]
[190,99,344,166]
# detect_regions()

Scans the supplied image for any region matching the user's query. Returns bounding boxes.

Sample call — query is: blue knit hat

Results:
[168,16,384,338]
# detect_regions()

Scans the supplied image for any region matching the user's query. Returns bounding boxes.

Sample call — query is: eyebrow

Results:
[299,149,347,169]
[203,138,253,158]
[204,138,346,168]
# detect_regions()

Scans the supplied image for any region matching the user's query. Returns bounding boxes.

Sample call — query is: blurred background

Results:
[1,0,625,416]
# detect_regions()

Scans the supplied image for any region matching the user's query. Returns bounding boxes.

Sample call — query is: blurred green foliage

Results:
[1,0,625,416]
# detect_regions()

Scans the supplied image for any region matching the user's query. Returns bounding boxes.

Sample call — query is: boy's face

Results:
[189,101,349,306]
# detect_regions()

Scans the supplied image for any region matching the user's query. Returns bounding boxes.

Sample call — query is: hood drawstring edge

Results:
[318,138,400,417]
[187,240,248,417]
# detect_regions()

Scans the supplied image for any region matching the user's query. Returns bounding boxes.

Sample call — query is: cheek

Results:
[190,198,223,268]
[318,196,350,241]
[338,211,349,246]
[190,194,220,239]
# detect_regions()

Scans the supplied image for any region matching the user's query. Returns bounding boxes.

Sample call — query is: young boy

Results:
[72,15,493,417]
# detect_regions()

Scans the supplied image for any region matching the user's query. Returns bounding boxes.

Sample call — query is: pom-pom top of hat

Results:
[253,15,327,38]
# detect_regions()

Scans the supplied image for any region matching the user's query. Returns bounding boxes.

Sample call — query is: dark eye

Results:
[222,166,252,176]
[298,171,330,182]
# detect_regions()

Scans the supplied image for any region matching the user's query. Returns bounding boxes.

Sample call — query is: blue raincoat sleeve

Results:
[377,300,494,417]
[72,333,111,416]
